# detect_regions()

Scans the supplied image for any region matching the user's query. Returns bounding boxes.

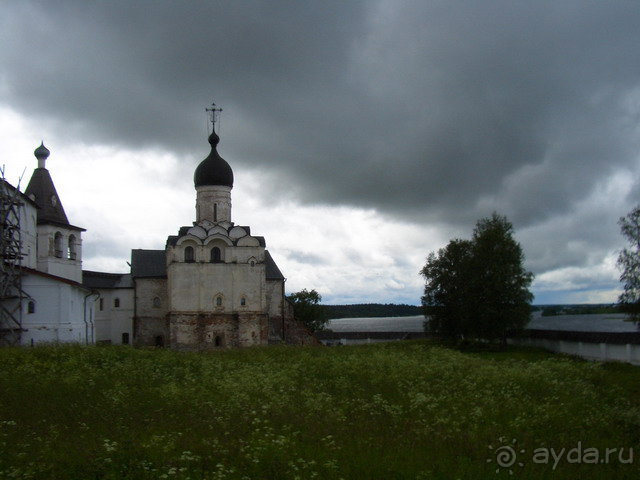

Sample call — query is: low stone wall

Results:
[316,331,426,346]
[317,329,640,365]
[514,329,640,345]
[510,329,640,365]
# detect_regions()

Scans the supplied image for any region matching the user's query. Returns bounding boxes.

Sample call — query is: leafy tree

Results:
[617,205,640,320]
[287,289,329,332]
[420,239,474,341]
[421,213,534,345]
[470,213,534,344]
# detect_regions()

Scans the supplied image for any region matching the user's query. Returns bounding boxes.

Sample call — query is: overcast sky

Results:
[2,1,639,305]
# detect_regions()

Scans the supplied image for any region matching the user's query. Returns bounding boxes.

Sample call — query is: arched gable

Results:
[229,226,247,240]
[176,235,203,246]
[207,225,229,237]
[237,236,260,247]
[203,234,233,247]
[186,225,207,239]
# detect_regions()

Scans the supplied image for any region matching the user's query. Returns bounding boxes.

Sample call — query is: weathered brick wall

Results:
[268,315,284,342]
[134,315,170,347]
[169,312,269,350]
[282,301,321,346]
[237,313,269,346]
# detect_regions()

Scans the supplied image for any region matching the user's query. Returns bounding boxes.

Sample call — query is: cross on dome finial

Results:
[205,101,223,133]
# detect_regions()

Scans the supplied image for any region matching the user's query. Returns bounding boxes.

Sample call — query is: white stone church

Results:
[1,128,315,348]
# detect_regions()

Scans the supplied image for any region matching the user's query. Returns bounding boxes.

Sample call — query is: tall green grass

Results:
[0,342,638,479]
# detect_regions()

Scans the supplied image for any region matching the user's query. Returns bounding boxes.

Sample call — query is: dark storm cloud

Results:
[0,1,367,152]
[2,1,640,274]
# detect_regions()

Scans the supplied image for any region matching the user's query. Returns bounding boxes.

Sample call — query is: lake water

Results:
[327,312,639,333]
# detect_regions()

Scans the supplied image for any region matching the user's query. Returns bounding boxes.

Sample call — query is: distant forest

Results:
[323,303,422,319]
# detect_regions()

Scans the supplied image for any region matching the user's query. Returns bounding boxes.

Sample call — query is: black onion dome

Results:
[34,142,50,162]
[194,131,234,188]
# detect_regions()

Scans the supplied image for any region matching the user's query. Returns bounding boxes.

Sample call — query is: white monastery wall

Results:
[94,288,134,345]
[510,337,640,366]
[21,273,93,345]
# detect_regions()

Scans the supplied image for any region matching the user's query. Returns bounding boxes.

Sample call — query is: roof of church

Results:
[194,131,234,188]
[130,248,283,280]
[1,179,38,208]
[166,227,265,247]
[20,266,87,289]
[25,167,70,225]
[24,143,84,231]
[131,249,167,278]
[265,251,284,280]
[83,270,133,289]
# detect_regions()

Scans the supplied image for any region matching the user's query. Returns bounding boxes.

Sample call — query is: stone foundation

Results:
[169,312,269,350]
[134,315,170,347]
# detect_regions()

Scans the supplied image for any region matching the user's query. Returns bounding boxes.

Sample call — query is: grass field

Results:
[0,341,639,479]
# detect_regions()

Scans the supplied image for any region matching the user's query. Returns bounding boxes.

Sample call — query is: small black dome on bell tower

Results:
[34,142,50,164]
[193,131,234,188]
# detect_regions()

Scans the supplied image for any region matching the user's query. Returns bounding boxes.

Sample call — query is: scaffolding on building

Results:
[0,166,27,346]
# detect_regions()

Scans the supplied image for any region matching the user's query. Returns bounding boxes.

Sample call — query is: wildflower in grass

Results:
[102,439,118,453]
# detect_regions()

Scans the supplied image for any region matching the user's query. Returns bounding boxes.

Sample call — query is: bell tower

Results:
[24,143,85,283]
